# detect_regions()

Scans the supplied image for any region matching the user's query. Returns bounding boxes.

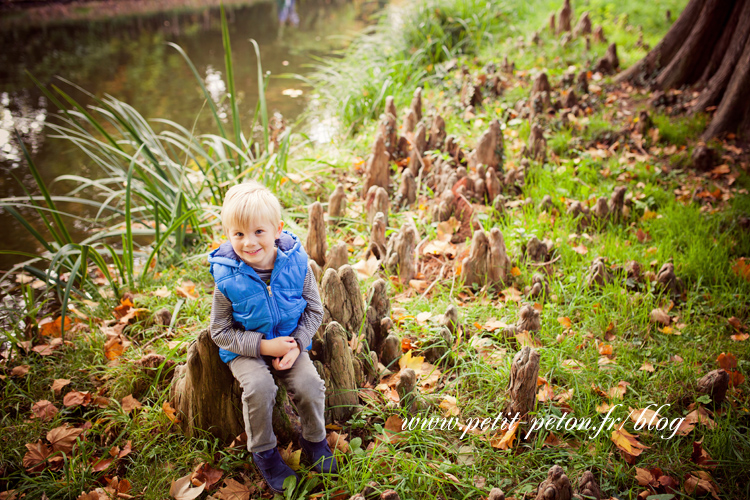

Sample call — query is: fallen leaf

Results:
[152,287,171,298]
[511,266,522,277]
[572,244,588,255]
[558,317,573,329]
[439,396,459,417]
[327,431,350,454]
[691,439,717,468]
[482,318,508,331]
[279,442,301,471]
[731,333,749,341]
[611,426,649,456]
[63,390,91,408]
[163,401,180,424]
[10,365,30,377]
[216,478,251,500]
[39,316,73,337]
[399,350,425,371]
[634,467,655,487]
[516,330,542,348]
[112,298,135,320]
[607,381,630,400]
[639,362,655,372]
[31,400,58,422]
[717,352,737,371]
[121,394,142,413]
[104,334,126,361]
[415,311,433,324]
[47,424,83,454]
[501,287,523,302]
[190,462,223,490]
[51,378,71,395]
[169,473,206,500]
[598,344,613,355]
[175,281,199,299]
[731,257,750,281]
[23,440,51,472]
[684,471,720,500]
[649,308,671,326]
[352,255,380,278]
[491,421,519,450]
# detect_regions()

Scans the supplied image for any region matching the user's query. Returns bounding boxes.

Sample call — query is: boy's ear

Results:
[276,221,284,237]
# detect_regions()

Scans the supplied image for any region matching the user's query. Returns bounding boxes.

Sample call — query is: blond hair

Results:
[221,181,282,235]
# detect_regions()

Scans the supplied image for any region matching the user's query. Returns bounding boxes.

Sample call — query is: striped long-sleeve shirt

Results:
[209,262,323,358]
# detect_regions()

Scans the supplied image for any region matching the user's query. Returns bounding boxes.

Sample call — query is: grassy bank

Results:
[2,0,750,499]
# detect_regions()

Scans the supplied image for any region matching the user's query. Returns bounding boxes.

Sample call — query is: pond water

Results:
[0,0,386,270]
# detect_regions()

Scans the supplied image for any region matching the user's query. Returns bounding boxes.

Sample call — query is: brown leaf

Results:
[611,426,649,457]
[327,431,350,454]
[691,439,717,468]
[23,440,51,472]
[92,457,114,472]
[63,390,91,408]
[684,471,720,500]
[104,334,126,361]
[112,298,135,320]
[175,280,199,299]
[118,440,132,459]
[216,478,252,500]
[635,467,654,487]
[190,462,224,491]
[717,352,737,371]
[169,473,206,500]
[51,378,71,395]
[163,401,180,424]
[10,365,30,377]
[649,308,670,326]
[121,394,142,413]
[31,400,58,422]
[557,316,573,329]
[607,380,630,400]
[47,424,84,454]
[639,362,655,372]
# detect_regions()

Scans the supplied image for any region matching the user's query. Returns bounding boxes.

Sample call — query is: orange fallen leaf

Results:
[47,424,83,454]
[31,400,58,422]
[598,344,613,355]
[63,390,91,408]
[607,380,630,400]
[717,352,737,371]
[121,394,142,413]
[112,298,135,320]
[163,401,180,424]
[611,426,649,456]
[39,316,73,338]
[558,316,573,329]
[491,421,519,450]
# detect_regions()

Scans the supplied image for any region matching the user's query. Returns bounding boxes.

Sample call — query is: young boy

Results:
[208,181,337,493]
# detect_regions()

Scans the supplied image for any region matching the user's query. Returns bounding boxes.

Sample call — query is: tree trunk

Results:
[170,329,299,445]
[617,0,750,139]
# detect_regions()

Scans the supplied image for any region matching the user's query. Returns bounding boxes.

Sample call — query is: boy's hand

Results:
[273,345,300,371]
[259,336,297,357]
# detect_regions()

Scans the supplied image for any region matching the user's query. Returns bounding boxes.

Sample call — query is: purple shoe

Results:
[252,447,299,493]
[300,436,338,474]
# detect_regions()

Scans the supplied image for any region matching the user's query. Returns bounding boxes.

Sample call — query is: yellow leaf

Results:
[510,266,521,277]
[558,317,573,329]
[399,350,425,371]
[163,401,180,424]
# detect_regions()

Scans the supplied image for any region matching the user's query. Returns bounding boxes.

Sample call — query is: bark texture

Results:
[617,0,750,139]
[170,329,298,444]
[535,465,573,500]
[322,321,359,422]
[508,346,540,419]
[307,201,327,267]
[697,369,729,405]
[384,221,418,284]
[328,184,347,226]
[362,134,391,196]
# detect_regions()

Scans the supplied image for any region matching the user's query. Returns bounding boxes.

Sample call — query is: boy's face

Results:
[228,219,284,269]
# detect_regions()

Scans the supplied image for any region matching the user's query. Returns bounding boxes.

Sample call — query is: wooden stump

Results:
[385,221,418,284]
[536,465,573,500]
[365,278,392,360]
[319,265,366,340]
[427,115,447,151]
[410,87,423,122]
[325,242,349,271]
[576,471,602,500]
[592,25,606,44]
[507,346,540,419]
[504,304,541,337]
[655,262,683,296]
[526,123,547,163]
[468,119,504,171]
[328,184,347,226]
[608,186,627,221]
[574,12,591,37]
[366,186,390,226]
[697,369,729,406]
[408,123,427,175]
[558,0,572,33]
[586,257,612,288]
[402,108,417,134]
[306,201,327,267]
[396,168,417,209]
[170,329,299,445]
[366,212,388,261]
[461,228,512,290]
[362,134,391,197]
[322,321,359,422]
[379,96,398,157]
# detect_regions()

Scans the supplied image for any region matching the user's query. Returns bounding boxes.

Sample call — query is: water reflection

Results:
[0,0,381,270]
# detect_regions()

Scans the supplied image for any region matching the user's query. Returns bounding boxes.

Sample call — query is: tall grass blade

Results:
[220,5,242,157]
[249,39,269,154]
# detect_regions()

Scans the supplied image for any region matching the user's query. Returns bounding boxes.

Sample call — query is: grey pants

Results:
[229,350,326,453]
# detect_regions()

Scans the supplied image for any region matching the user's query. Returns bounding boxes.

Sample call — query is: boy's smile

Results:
[228,220,284,269]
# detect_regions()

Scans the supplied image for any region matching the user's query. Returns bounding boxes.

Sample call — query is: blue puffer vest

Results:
[208,230,309,364]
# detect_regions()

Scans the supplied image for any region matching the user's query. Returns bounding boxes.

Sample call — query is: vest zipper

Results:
[267,285,272,297]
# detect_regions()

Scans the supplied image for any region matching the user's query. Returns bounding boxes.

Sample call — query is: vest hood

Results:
[208,230,301,269]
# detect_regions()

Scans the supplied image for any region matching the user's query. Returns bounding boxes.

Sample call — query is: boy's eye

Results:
[255,230,264,235]
[234,232,243,237]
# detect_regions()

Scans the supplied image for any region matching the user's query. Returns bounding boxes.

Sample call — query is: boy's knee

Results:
[242,374,277,401]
